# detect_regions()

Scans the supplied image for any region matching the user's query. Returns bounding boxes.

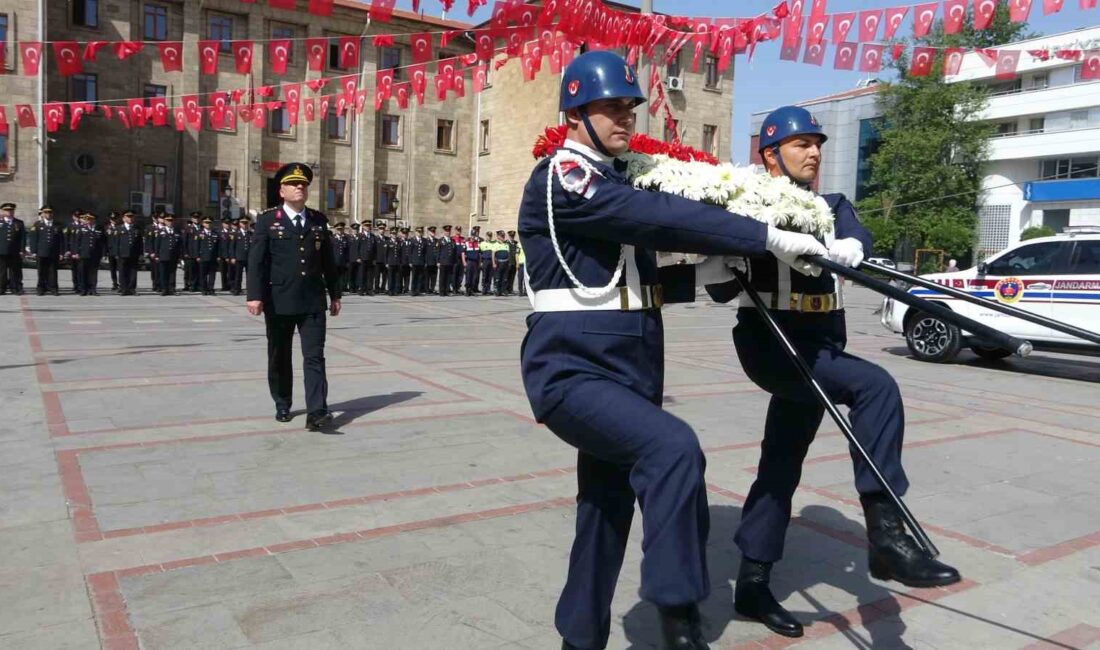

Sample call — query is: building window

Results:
[380,114,401,147]
[1028,73,1049,90]
[143,164,167,201]
[71,74,97,103]
[1028,117,1045,134]
[1043,209,1070,233]
[326,106,347,140]
[437,183,454,201]
[270,106,292,135]
[666,51,682,79]
[328,37,347,71]
[702,124,718,156]
[479,119,490,154]
[664,119,680,143]
[704,55,720,89]
[1039,157,1098,180]
[855,118,883,201]
[478,186,488,217]
[143,84,166,99]
[378,183,398,215]
[73,0,98,27]
[1070,110,1089,129]
[380,46,402,80]
[72,152,96,174]
[143,4,167,41]
[989,78,1021,95]
[271,24,295,63]
[0,133,9,172]
[436,119,455,152]
[326,180,346,212]
[209,15,234,53]
[208,170,231,204]
[995,121,1018,137]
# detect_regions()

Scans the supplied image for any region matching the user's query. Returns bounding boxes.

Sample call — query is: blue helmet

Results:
[757,105,827,152]
[559,50,646,112]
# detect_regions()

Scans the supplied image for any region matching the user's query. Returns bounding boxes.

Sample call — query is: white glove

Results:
[694,255,746,285]
[828,237,864,268]
[765,226,828,277]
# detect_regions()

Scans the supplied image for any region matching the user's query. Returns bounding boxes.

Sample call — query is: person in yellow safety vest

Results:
[515,239,526,297]
[493,229,512,296]
[479,230,496,295]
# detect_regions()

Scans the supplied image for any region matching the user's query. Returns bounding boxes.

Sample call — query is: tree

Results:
[1020,225,1056,240]
[856,2,1034,263]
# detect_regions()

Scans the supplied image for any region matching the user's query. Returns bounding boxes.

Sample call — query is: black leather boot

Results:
[658,603,709,649]
[861,493,961,588]
[734,558,803,637]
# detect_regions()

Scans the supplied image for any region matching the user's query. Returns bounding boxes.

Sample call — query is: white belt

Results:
[532,285,664,312]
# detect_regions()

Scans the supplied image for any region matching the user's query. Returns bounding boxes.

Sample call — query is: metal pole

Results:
[732,268,941,558]
[37,0,46,208]
[640,0,653,137]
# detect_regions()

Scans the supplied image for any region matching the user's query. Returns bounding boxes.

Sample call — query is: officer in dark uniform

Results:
[521,51,826,650]
[479,230,496,295]
[75,213,105,296]
[346,223,360,294]
[116,211,142,295]
[196,217,220,295]
[248,163,341,431]
[182,212,201,292]
[384,227,402,296]
[505,230,518,294]
[493,229,512,296]
[104,212,120,292]
[0,202,26,295]
[145,214,161,293]
[64,211,83,294]
[461,229,480,296]
[516,238,527,297]
[409,226,427,296]
[232,216,252,296]
[156,214,182,295]
[451,225,466,294]
[424,225,439,294]
[331,222,351,291]
[707,106,961,640]
[437,225,456,296]
[400,228,414,293]
[218,219,235,291]
[372,223,388,294]
[28,206,63,296]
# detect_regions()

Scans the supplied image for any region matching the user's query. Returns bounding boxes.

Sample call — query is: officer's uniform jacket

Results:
[494,239,511,266]
[373,232,389,262]
[116,224,143,258]
[29,220,65,257]
[247,205,341,315]
[0,217,26,256]
[385,237,403,265]
[331,234,350,268]
[478,239,493,265]
[195,229,220,262]
[234,228,252,261]
[63,219,81,258]
[76,225,106,260]
[518,140,769,421]
[219,227,236,260]
[425,236,439,266]
[144,226,159,258]
[357,231,376,263]
[155,226,182,261]
[409,236,427,265]
[437,234,457,265]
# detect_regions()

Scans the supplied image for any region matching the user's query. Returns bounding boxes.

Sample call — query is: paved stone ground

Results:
[2,271,1100,650]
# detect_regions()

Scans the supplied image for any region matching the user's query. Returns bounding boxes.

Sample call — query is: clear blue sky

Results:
[394,0,1092,163]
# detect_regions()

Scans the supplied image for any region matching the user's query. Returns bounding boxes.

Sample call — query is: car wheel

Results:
[904,310,962,363]
[969,344,1012,361]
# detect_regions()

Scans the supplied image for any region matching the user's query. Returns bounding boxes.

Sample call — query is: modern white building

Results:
[748,26,1100,259]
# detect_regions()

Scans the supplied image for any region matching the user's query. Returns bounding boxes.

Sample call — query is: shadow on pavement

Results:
[882,345,1100,383]
[326,390,423,432]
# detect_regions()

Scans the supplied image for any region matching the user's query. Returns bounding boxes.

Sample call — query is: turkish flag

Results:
[974,0,998,29]
[912,3,938,38]
[173,108,187,132]
[252,106,266,129]
[198,41,219,74]
[230,89,245,104]
[269,0,295,8]
[856,10,881,42]
[1010,0,1033,21]
[995,49,1021,79]
[833,42,857,70]
[117,108,132,130]
[83,41,109,62]
[472,63,488,93]
[16,105,36,128]
[43,103,65,133]
[395,82,411,109]
[338,36,360,69]
[269,40,291,75]
[831,12,855,43]
[519,51,538,81]
[353,89,368,114]
[806,14,828,46]
[1043,0,1064,12]
[892,43,906,61]
[308,0,334,15]
[0,107,7,136]
[505,29,524,58]
[373,86,387,111]
[53,42,83,76]
[1055,48,1081,61]
[370,0,396,21]
[303,98,317,122]
[549,45,564,73]
[284,83,301,124]
[883,6,908,39]
[803,40,827,66]
[100,105,112,119]
[114,41,144,60]
[19,42,42,76]
[210,92,228,129]
[232,41,254,74]
[411,33,434,64]
[306,78,328,93]
[158,42,183,72]
[810,0,827,15]
[256,85,274,97]
[335,95,348,116]
[376,69,395,100]
[340,77,358,105]
[910,46,935,76]
[1082,0,1098,8]
[943,47,965,75]
[409,64,428,104]
[474,32,495,62]
[780,38,802,61]
[149,97,168,126]
[859,43,884,72]
[126,99,147,128]
[182,95,202,125]
[434,75,448,101]
[69,103,93,131]
[1081,51,1100,78]
[976,48,998,66]
[1027,48,1051,61]
[943,0,967,34]
[306,38,327,71]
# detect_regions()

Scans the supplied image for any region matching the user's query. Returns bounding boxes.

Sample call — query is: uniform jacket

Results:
[115,224,143,259]
[478,239,494,262]
[386,238,403,265]
[195,229,220,262]
[63,219,82,256]
[76,225,106,260]
[155,227,182,261]
[219,228,236,260]
[425,236,439,265]
[234,228,252,261]
[357,232,376,263]
[0,218,26,256]
[331,234,350,268]
[373,233,389,261]
[247,205,341,315]
[437,235,458,265]
[409,236,427,265]
[28,220,65,258]
[518,143,768,421]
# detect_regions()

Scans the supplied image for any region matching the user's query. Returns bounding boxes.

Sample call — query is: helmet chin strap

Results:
[579,107,614,158]
[771,144,812,190]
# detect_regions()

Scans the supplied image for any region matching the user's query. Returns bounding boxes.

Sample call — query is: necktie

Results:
[294,215,302,230]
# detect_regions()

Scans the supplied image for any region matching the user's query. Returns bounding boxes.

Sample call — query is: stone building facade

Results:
[0,1,43,216]
[1,0,733,233]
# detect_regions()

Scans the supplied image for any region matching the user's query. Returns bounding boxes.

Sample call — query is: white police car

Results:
[880,229,1100,362]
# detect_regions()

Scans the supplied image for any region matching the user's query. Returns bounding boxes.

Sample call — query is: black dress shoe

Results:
[734,559,803,638]
[275,408,291,422]
[862,493,961,588]
[305,411,334,431]
[659,604,709,649]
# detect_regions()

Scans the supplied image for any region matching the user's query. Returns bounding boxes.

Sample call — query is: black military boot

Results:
[861,493,961,588]
[658,603,709,649]
[734,557,803,637]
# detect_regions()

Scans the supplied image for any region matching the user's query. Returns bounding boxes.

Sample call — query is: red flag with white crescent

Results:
[810,0,827,16]
[411,33,434,64]
[19,42,42,76]
[910,46,935,76]
[52,42,83,76]
[995,50,1021,79]
[1081,51,1100,79]
[15,105,35,128]
[806,14,828,46]
[803,40,826,66]
[149,97,168,126]
[395,82,411,109]
[308,0,334,16]
[830,12,855,43]
[114,41,144,60]
[858,43,884,72]
[376,69,395,100]
[303,98,316,122]
[340,77,358,104]
[68,103,90,131]
[857,10,881,42]
[1043,0,1064,12]
[43,103,65,133]
[943,47,965,75]
[306,38,327,72]
[338,36,360,69]
[833,42,857,70]
[173,107,187,132]
[83,41,108,62]
[780,38,802,61]
[198,41,220,74]
[335,95,348,116]
[1010,0,1033,21]
[182,95,201,124]
[233,41,254,74]
[974,0,998,29]
[883,6,908,39]
[284,83,301,125]
[474,32,495,62]
[943,0,967,34]
[473,63,488,93]
[269,40,291,75]
[369,0,396,22]
[126,98,147,128]
[434,75,448,101]
[158,42,183,72]
[210,92,228,129]
[912,3,937,38]
[306,78,328,93]
[354,89,368,114]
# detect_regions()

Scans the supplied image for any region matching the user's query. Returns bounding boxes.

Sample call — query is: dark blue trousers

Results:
[543,377,710,649]
[732,308,909,564]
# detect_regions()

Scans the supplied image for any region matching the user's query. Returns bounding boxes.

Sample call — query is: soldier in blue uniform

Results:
[183,212,201,293]
[196,217,220,295]
[709,106,961,639]
[75,213,106,296]
[247,163,341,432]
[156,215,182,296]
[28,206,63,296]
[424,225,439,294]
[478,230,495,295]
[0,202,26,295]
[106,212,120,292]
[493,229,512,296]
[520,52,827,650]
[232,216,252,296]
[116,211,143,295]
[331,222,351,292]
[409,226,428,296]
[437,225,457,296]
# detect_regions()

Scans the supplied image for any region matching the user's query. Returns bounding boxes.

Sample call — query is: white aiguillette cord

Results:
[545,150,626,299]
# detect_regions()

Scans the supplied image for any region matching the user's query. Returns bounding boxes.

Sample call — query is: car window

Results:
[1068,240,1100,274]
[986,242,1069,276]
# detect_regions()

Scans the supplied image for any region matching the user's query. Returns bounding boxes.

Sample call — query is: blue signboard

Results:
[1024,178,1100,202]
